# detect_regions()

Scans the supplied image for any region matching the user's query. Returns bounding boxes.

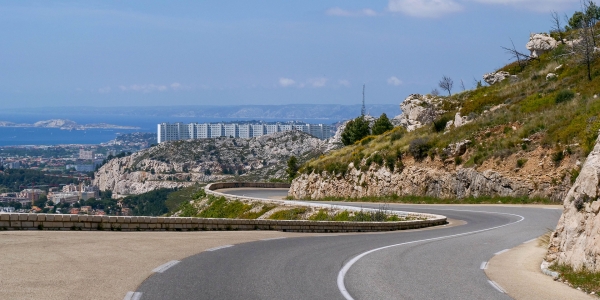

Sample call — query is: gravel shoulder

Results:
[485,238,594,300]
[0,230,316,300]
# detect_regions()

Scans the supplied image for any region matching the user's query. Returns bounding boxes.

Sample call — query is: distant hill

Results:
[4,104,401,122]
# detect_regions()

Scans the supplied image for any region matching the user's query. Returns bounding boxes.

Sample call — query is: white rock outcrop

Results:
[483,71,510,85]
[547,134,600,271]
[391,94,445,131]
[526,33,558,58]
[454,112,470,128]
[546,73,557,81]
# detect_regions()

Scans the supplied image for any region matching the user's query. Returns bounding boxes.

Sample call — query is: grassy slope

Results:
[302,39,600,181]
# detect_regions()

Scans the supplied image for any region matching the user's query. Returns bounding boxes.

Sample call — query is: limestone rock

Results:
[483,71,510,85]
[454,112,470,128]
[443,140,471,157]
[289,163,568,201]
[391,94,445,131]
[547,134,600,271]
[94,131,326,197]
[546,73,557,81]
[526,33,558,58]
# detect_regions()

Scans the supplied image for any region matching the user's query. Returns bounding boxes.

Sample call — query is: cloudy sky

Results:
[0,0,582,108]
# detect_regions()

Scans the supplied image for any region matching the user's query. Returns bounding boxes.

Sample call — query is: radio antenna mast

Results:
[361,84,366,116]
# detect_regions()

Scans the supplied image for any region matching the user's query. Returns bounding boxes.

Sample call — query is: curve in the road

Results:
[134,188,561,300]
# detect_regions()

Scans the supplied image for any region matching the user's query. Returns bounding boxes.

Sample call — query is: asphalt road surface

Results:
[135,188,562,300]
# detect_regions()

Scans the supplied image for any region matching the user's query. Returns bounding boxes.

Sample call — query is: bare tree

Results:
[430,88,440,96]
[438,76,453,96]
[573,19,598,81]
[460,79,466,91]
[551,11,565,44]
[501,38,534,71]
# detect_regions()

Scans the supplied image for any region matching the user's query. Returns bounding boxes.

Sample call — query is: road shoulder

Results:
[485,239,594,300]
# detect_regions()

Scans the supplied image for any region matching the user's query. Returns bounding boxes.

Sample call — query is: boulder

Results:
[526,33,557,58]
[443,140,471,157]
[546,73,557,81]
[392,94,445,131]
[483,71,510,85]
[454,112,470,128]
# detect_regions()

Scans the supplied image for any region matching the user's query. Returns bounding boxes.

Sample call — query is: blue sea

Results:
[0,112,335,146]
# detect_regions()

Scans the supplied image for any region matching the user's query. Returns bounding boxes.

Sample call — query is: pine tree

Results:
[371,113,394,135]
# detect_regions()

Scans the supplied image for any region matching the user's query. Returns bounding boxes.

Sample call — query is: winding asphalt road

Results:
[135,189,562,300]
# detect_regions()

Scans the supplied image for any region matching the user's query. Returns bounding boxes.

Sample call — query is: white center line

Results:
[206,244,234,251]
[480,261,488,270]
[152,260,180,273]
[494,249,510,255]
[337,209,525,300]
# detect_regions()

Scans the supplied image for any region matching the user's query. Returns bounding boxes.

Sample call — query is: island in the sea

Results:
[0,119,140,130]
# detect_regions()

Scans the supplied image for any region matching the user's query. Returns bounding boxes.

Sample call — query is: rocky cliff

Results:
[547,134,600,271]
[289,146,577,201]
[94,131,326,197]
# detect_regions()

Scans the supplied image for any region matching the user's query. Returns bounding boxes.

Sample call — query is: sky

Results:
[0,0,584,108]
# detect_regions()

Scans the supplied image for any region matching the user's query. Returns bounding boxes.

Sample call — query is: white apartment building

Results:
[158,122,332,143]
[210,124,224,138]
[238,124,252,138]
[251,124,266,137]
[224,124,239,138]
[265,124,279,135]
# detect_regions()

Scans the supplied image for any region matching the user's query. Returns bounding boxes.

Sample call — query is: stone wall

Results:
[0,212,445,233]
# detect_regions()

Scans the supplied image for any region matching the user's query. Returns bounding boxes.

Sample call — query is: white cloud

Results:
[388,0,462,18]
[326,7,378,17]
[387,76,403,86]
[308,77,328,88]
[98,86,111,93]
[279,78,296,87]
[119,84,169,93]
[338,79,351,87]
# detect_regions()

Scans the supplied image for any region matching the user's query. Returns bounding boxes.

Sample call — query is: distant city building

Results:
[3,161,21,169]
[66,164,95,172]
[79,149,94,160]
[157,122,332,143]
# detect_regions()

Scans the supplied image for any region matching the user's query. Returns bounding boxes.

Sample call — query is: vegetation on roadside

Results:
[314,195,555,205]
[550,264,600,295]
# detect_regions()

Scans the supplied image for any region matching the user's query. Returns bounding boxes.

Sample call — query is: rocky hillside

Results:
[290,28,599,201]
[94,131,327,197]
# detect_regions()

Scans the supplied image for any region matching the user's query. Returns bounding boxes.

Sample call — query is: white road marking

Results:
[494,249,510,255]
[261,237,287,241]
[542,207,561,210]
[523,238,537,244]
[337,209,525,300]
[124,291,142,300]
[152,260,180,273]
[480,261,488,270]
[206,244,234,251]
[488,280,506,293]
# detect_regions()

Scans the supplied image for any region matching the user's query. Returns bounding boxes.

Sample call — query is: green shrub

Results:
[454,156,463,165]
[433,115,452,132]
[516,158,528,168]
[552,149,565,164]
[555,90,575,104]
[341,117,371,146]
[408,138,431,161]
